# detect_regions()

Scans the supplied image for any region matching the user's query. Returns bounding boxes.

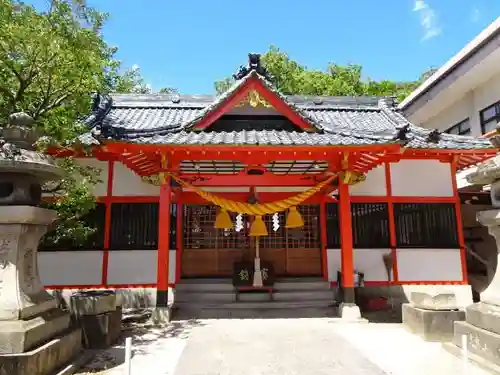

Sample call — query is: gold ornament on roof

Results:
[235,90,274,108]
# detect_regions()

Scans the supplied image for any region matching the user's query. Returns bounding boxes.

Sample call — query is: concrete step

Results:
[174,299,334,310]
[175,279,233,293]
[175,288,334,303]
[274,279,331,292]
[174,292,235,303]
[172,306,337,320]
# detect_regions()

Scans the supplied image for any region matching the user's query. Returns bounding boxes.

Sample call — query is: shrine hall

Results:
[42,54,498,315]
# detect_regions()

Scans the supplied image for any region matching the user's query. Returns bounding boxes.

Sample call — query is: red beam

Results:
[178,173,322,187]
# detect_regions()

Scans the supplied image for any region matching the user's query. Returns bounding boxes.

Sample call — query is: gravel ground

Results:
[75,318,491,375]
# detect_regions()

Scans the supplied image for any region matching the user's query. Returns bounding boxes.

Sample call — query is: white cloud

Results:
[413,0,441,41]
[471,8,480,23]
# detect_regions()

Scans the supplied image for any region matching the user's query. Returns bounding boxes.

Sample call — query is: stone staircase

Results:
[171,278,337,319]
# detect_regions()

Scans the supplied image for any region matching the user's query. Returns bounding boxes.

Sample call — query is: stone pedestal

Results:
[446,206,500,369]
[0,206,82,374]
[402,291,465,341]
[70,290,122,349]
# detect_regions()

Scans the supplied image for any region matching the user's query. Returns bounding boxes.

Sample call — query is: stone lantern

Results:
[0,113,82,375]
[449,155,500,367]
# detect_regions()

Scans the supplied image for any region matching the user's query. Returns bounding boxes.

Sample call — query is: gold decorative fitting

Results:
[142,175,162,186]
[235,90,274,108]
[341,170,366,185]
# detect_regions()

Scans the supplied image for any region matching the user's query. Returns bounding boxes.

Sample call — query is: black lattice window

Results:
[183,205,250,249]
[287,205,321,248]
[326,203,341,248]
[351,203,390,248]
[39,203,106,251]
[394,203,459,248]
[110,203,159,250]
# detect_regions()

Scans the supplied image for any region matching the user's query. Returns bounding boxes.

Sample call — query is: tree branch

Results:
[37,93,71,117]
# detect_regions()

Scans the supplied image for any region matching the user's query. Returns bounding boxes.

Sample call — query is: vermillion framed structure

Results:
[43,55,498,310]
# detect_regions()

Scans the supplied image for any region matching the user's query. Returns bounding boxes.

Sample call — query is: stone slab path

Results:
[75,318,492,375]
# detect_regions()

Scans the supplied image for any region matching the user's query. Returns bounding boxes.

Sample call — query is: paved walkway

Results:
[76,318,491,375]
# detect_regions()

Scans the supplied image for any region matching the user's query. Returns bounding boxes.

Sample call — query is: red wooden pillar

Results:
[338,175,355,303]
[320,199,328,280]
[157,176,171,307]
[176,200,183,283]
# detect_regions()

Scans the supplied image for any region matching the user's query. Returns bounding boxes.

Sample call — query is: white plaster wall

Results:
[396,248,463,281]
[422,92,476,134]
[107,250,157,284]
[390,160,453,197]
[169,250,176,284]
[326,248,392,282]
[415,72,500,137]
[113,162,160,196]
[327,249,341,282]
[38,250,103,286]
[349,165,386,196]
[473,71,500,132]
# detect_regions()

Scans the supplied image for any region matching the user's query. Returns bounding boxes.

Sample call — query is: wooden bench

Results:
[234,286,274,301]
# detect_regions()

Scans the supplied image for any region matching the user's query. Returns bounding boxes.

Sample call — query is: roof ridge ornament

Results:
[233,53,273,82]
[427,129,441,143]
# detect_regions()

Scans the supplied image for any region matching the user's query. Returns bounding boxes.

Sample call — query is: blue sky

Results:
[31,1,500,94]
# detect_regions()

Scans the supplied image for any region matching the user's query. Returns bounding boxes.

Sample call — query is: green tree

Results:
[0,0,146,245]
[215,45,420,103]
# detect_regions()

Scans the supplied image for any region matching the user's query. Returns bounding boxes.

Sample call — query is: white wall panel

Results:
[390,160,453,197]
[113,162,160,196]
[169,250,176,284]
[75,158,109,197]
[327,249,341,282]
[396,248,463,281]
[38,251,103,286]
[107,250,157,284]
[327,248,393,282]
[349,165,386,196]
[353,249,393,282]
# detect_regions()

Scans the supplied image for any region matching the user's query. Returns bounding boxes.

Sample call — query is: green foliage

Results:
[0,0,147,245]
[214,45,422,103]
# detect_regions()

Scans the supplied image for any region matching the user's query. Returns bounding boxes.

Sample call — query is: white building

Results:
[399,17,500,299]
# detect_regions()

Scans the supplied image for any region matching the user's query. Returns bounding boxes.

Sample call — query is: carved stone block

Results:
[453,320,500,367]
[402,303,465,342]
[409,291,458,311]
[0,207,59,321]
[466,302,500,336]
[0,309,70,354]
[70,290,118,317]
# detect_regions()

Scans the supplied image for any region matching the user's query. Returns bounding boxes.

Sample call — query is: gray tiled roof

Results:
[79,72,494,150]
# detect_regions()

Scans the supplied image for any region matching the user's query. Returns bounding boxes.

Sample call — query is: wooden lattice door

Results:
[259,205,322,276]
[182,205,250,277]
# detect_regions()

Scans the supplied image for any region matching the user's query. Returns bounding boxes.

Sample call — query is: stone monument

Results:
[443,155,500,368]
[0,113,82,375]
[402,289,465,341]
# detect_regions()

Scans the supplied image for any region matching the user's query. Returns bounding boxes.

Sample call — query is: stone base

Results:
[151,306,172,324]
[454,320,500,367]
[465,302,500,335]
[402,303,465,342]
[79,307,122,349]
[338,303,361,321]
[0,309,71,354]
[0,328,82,375]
